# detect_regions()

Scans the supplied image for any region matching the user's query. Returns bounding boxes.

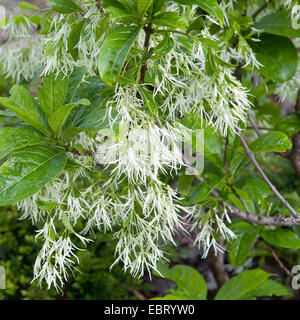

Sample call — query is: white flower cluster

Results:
[12,1,256,289]
[0,16,43,82]
[33,220,81,291]
[149,35,251,135]
[187,204,236,258]
[110,182,187,277]
[96,122,184,184]
[42,1,113,77]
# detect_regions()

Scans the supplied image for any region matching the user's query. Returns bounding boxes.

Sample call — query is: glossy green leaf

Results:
[188,180,212,204]
[137,0,153,17]
[152,12,188,30]
[117,0,136,11]
[155,264,207,300]
[102,0,127,11]
[98,26,140,85]
[256,102,281,127]
[68,19,86,60]
[244,176,270,201]
[249,34,298,82]
[37,200,60,211]
[0,85,51,136]
[178,175,194,197]
[139,86,158,114]
[0,127,50,161]
[105,7,136,21]
[48,100,90,136]
[248,279,292,298]
[75,99,119,133]
[47,0,83,13]
[154,37,174,56]
[250,131,292,153]
[0,145,67,206]
[227,222,259,267]
[215,269,270,300]
[37,73,69,117]
[254,11,300,38]
[275,115,300,138]
[261,228,300,249]
[62,212,76,233]
[65,67,86,104]
[174,0,224,24]
[152,0,166,14]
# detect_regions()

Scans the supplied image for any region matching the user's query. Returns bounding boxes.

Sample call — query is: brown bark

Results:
[208,238,229,288]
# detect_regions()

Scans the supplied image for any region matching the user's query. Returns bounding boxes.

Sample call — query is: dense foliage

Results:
[1,0,300,299]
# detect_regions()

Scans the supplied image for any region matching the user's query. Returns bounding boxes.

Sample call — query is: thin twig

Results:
[230,204,300,226]
[266,243,294,278]
[225,145,246,155]
[238,128,299,219]
[248,112,261,137]
[230,185,251,215]
[252,0,272,19]
[246,127,272,131]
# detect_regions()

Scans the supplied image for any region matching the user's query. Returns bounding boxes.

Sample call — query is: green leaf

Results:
[48,100,89,136]
[37,73,69,117]
[102,0,127,11]
[68,19,86,60]
[261,228,300,249]
[155,264,207,300]
[153,36,174,56]
[256,102,281,127]
[250,131,292,153]
[117,0,136,11]
[249,279,292,298]
[174,0,224,24]
[0,85,51,136]
[249,34,298,83]
[98,26,141,85]
[152,12,188,30]
[37,200,60,211]
[75,99,119,133]
[227,222,259,267]
[0,145,67,206]
[137,0,153,17]
[19,2,40,11]
[47,0,83,13]
[62,212,76,233]
[139,86,158,114]
[178,175,194,197]
[0,127,50,161]
[254,11,300,38]
[65,67,86,104]
[215,269,270,300]
[105,7,136,21]
[188,180,212,204]
[152,0,166,14]
[188,16,205,33]
[244,176,270,201]
[275,115,300,139]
